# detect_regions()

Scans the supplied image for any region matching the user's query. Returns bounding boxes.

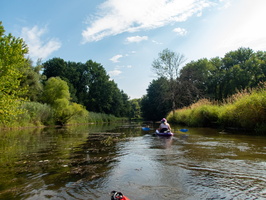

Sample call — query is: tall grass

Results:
[87,112,124,123]
[1,101,126,129]
[168,85,266,134]
[17,102,54,127]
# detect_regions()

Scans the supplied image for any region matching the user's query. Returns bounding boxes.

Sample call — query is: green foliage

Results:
[42,58,131,117]
[19,59,45,101]
[152,49,186,113]
[42,77,70,105]
[180,58,216,104]
[168,86,266,133]
[0,21,29,125]
[19,101,54,126]
[41,77,87,125]
[144,47,266,121]
[152,48,186,80]
[219,88,266,132]
[87,112,118,123]
[168,99,220,127]
[129,98,142,119]
[141,77,172,120]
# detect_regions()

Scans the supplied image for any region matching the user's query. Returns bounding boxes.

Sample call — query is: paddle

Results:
[142,127,188,132]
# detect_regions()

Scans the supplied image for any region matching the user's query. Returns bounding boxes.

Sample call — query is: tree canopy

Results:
[0,22,29,124]
[42,58,131,117]
[152,48,186,114]
[142,47,266,120]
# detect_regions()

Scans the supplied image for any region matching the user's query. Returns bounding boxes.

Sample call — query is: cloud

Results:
[108,69,122,77]
[173,27,187,36]
[214,0,266,53]
[126,35,148,43]
[21,25,61,61]
[110,54,123,63]
[152,40,163,45]
[82,0,213,43]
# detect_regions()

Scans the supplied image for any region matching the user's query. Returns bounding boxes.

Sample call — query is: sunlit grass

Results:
[168,84,266,134]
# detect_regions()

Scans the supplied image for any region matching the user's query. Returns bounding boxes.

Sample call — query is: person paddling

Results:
[157,118,171,133]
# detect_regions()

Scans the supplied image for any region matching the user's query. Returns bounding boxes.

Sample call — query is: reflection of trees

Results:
[0,124,126,199]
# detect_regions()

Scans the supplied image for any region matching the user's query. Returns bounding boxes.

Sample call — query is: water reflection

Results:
[0,124,265,200]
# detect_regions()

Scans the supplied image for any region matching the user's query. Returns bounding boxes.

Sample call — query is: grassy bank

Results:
[167,85,266,134]
[0,101,125,129]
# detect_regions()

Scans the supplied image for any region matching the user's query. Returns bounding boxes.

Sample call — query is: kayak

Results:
[111,191,130,200]
[155,129,173,136]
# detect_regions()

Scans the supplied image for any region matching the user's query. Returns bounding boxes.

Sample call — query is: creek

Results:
[0,123,265,200]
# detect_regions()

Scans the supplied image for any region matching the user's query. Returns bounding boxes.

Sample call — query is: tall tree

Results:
[152,49,186,113]
[0,22,29,124]
[19,59,45,101]
[129,98,141,119]
[141,77,171,120]
[179,58,216,105]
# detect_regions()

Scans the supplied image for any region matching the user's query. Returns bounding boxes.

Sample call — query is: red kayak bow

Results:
[111,191,130,200]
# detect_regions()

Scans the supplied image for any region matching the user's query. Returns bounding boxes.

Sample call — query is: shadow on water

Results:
[0,123,265,200]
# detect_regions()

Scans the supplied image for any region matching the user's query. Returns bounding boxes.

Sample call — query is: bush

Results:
[20,101,54,126]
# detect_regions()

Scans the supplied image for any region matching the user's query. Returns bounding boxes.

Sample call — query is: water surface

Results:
[0,124,265,200]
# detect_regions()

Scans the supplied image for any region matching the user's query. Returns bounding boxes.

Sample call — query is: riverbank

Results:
[0,109,127,131]
[167,86,266,134]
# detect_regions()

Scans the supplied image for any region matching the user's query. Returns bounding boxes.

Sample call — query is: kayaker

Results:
[158,118,171,133]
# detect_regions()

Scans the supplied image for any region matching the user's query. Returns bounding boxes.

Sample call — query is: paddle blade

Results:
[179,129,188,132]
[142,127,151,131]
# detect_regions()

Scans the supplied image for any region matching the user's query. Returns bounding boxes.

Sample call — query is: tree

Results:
[42,77,86,125]
[141,77,171,120]
[42,58,132,117]
[19,59,45,101]
[43,58,78,102]
[179,58,216,105]
[0,21,29,124]
[129,99,141,119]
[152,49,186,113]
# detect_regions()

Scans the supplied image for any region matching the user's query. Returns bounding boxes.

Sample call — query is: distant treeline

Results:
[141,47,266,126]
[0,21,140,128]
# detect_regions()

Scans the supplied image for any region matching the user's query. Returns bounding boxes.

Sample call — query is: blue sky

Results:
[1,0,266,99]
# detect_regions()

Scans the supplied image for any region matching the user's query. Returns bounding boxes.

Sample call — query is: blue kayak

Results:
[155,130,174,136]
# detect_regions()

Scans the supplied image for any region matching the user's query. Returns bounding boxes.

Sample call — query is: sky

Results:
[1,0,266,99]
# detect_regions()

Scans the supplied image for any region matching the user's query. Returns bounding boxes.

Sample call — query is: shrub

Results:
[20,101,54,126]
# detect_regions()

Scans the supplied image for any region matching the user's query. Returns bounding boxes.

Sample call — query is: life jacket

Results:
[159,123,170,132]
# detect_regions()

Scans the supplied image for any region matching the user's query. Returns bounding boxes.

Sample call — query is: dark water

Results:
[0,124,265,200]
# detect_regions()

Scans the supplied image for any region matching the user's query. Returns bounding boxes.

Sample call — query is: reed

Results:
[168,84,266,133]
[87,112,121,123]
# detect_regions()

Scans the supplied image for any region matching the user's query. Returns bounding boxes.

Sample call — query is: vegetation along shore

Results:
[0,21,265,133]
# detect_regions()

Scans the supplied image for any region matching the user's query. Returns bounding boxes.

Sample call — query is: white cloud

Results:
[82,0,213,43]
[126,35,148,43]
[214,0,266,53]
[108,69,122,77]
[110,54,123,63]
[173,27,187,36]
[21,26,61,62]
[152,40,163,45]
